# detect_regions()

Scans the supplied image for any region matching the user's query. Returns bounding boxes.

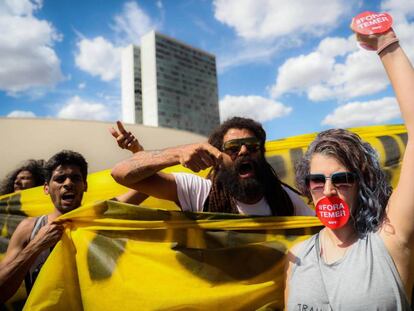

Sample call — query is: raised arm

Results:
[111,134,223,203]
[109,121,148,205]
[0,218,63,302]
[356,29,414,293]
[364,30,414,247]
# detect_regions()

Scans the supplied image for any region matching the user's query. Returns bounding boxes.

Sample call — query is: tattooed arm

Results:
[111,143,222,202]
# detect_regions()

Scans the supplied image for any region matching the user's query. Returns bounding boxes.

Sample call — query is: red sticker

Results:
[316,196,350,229]
[351,11,393,35]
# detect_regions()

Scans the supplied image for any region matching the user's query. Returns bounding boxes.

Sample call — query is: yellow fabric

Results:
[25,202,322,310]
[0,124,407,310]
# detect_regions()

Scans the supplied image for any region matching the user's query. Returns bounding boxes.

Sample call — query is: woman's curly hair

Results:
[0,159,45,195]
[295,129,392,236]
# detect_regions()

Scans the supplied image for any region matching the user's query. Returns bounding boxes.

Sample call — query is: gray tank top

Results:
[24,215,51,294]
[287,231,411,311]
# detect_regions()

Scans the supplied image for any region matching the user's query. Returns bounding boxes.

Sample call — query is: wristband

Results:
[377,38,399,55]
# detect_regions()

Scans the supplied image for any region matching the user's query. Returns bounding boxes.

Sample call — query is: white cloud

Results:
[78,83,86,89]
[271,52,335,98]
[219,95,292,123]
[317,37,356,58]
[393,21,414,62]
[74,1,157,81]
[0,0,42,16]
[214,0,358,71]
[269,34,393,101]
[322,97,401,128]
[7,110,36,118]
[213,0,354,41]
[270,5,414,102]
[75,37,122,81]
[381,0,414,22]
[112,1,157,45]
[57,96,113,121]
[305,49,388,101]
[0,0,63,93]
[325,51,388,99]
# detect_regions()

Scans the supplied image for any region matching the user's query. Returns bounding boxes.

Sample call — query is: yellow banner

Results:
[25,201,321,310]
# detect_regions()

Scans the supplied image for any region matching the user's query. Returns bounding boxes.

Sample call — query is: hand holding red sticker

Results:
[316,196,350,229]
[351,11,393,35]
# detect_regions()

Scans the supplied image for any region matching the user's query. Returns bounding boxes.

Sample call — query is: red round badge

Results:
[315,196,350,229]
[351,11,393,35]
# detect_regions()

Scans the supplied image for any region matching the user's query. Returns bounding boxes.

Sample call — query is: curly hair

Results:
[204,117,294,216]
[295,129,392,236]
[0,159,45,195]
[44,150,88,183]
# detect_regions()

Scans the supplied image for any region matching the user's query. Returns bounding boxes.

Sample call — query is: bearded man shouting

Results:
[111,117,314,216]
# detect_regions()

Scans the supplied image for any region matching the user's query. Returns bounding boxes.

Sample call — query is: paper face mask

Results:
[315,196,350,229]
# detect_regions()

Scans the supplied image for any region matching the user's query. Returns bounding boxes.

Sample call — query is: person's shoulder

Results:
[10,217,37,244]
[281,185,315,216]
[15,217,37,232]
[281,184,302,198]
[289,240,307,257]
[289,234,318,258]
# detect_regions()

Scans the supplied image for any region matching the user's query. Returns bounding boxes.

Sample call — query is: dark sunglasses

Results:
[305,172,357,189]
[222,137,261,155]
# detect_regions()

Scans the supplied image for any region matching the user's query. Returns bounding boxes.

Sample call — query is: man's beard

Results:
[216,156,266,203]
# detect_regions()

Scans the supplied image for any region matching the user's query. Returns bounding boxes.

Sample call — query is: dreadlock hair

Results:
[295,129,392,236]
[204,117,294,215]
[0,159,45,195]
[44,150,88,183]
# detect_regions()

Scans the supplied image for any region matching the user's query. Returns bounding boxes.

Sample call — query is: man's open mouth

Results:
[61,193,76,204]
[237,161,255,178]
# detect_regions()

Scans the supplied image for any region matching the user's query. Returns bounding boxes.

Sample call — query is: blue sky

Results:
[1,0,414,140]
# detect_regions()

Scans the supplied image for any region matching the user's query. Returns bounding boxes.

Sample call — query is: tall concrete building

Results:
[121,31,220,136]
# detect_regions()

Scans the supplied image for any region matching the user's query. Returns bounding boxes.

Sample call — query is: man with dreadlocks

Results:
[111,117,314,216]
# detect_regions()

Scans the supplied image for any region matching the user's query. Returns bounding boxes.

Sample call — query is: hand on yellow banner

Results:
[109,121,143,154]
[31,220,65,250]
